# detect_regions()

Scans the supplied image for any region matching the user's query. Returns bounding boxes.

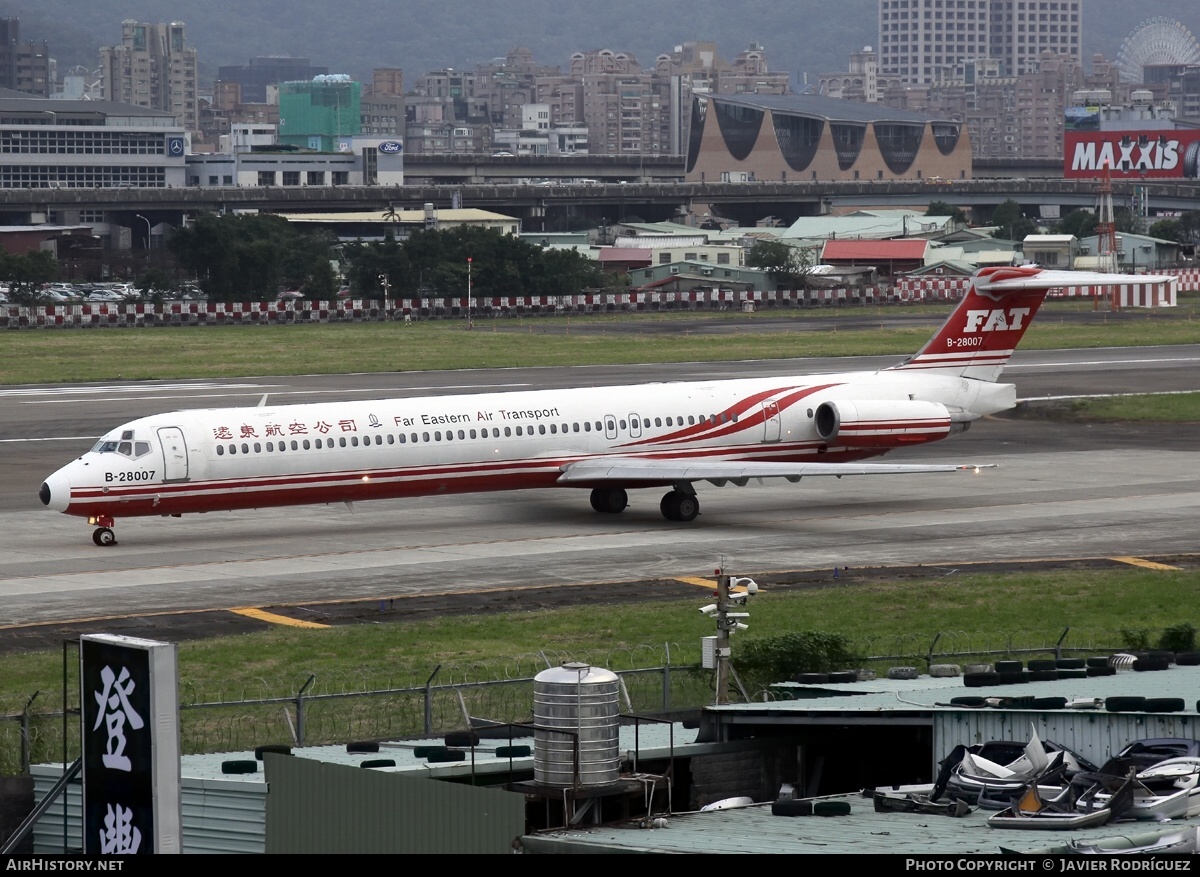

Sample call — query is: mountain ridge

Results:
[1,0,1196,88]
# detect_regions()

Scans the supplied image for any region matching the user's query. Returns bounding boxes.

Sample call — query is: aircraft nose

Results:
[40,468,71,512]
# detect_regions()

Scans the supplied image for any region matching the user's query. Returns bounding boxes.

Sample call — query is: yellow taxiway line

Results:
[230,607,330,628]
[1110,556,1181,571]
[676,576,717,589]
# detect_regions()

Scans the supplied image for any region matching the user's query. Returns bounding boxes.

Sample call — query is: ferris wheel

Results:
[1116,17,1200,83]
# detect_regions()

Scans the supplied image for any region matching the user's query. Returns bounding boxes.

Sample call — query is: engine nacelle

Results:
[814,399,953,448]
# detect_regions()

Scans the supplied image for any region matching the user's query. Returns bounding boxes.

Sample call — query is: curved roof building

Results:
[685,94,971,183]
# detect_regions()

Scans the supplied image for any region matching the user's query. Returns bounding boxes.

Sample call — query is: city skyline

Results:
[0,0,1193,90]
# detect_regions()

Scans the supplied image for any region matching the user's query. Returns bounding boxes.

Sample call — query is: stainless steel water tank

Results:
[533,663,621,787]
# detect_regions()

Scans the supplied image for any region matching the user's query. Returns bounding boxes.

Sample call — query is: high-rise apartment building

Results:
[217,57,329,104]
[100,20,199,134]
[0,19,51,97]
[988,0,1081,77]
[879,0,1081,85]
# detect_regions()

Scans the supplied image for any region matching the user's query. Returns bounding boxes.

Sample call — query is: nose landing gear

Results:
[88,514,117,547]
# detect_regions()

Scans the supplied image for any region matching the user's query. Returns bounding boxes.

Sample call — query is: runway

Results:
[2,346,1199,629]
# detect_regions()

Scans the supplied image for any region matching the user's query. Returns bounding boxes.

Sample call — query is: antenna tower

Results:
[1096,162,1118,273]
[1095,162,1120,310]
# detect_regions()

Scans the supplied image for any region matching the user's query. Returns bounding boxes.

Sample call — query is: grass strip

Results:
[3,301,1200,385]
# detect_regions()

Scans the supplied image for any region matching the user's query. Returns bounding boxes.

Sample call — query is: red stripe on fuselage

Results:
[61,442,881,518]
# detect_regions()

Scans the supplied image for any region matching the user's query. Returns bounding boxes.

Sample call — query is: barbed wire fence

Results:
[0,628,1145,775]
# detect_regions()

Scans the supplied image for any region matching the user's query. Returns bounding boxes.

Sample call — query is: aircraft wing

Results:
[557,457,991,485]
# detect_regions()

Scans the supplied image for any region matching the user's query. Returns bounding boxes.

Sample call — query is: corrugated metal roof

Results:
[822,239,930,260]
[598,247,655,263]
[717,664,1200,768]
[30,722,701,853]
[743,663,1200,712]
[277,209,517,223]
[519,793,1200,855]
[781,212,951,242]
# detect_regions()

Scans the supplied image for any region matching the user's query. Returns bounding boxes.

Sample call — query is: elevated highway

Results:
[3,177,1199,232]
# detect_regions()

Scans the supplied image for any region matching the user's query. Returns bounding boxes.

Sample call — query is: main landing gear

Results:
[590,487,628,514]
[589,486,700,522]
[660,490,699,523]
[89,514,117,547]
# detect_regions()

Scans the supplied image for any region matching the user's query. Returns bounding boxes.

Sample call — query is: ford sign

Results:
[378,141,403,154]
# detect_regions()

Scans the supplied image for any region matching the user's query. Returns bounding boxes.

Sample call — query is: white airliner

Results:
[40,267,1163,546]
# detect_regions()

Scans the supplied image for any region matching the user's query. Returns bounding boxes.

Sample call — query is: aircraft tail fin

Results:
[889,266,1172,382]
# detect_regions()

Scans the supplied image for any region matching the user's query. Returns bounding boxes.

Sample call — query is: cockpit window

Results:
[92,436,146,457]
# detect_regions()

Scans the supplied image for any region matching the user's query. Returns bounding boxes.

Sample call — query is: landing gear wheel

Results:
[660,491,699,522]
[92,527,116,547]
[589,488,628,514]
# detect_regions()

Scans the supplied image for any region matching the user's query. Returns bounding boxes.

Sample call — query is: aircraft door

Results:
[628,413,642,439]
[762,400,781,443]
[604,416,618,440]
[157,427,190,481]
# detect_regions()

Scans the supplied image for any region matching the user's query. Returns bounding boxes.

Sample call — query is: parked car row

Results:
[4,282,207,304]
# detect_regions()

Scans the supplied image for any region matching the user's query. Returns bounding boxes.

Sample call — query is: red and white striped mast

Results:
[1095,160,1120,310]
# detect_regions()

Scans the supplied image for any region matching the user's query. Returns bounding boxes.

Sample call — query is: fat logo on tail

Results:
[890,266,1053,382]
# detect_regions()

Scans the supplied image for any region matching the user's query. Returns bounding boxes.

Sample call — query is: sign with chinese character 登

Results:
[81,634,181,854]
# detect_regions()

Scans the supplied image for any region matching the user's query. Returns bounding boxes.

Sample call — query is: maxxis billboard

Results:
[1065,130,1200,179]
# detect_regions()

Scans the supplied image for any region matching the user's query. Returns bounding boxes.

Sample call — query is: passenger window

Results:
[515,426,523,436]
[504,427,511,437]
[539,425,546,435]
[290,441,299,450]
[619,420,626,430]
[642,418,650,428]
[688,416,695,425]
[217,445,224,456]
[573,423,580,433]
[457,430,465,440]
[655,417,662,427]
[339,437,347,447]
[584,422,591,432]
[550,424,557,434]
[229,444,237,455]
[254,442,262,453]
[422,432,429,442]
[387,434,395,444]
[398,434,406,443]
[666,417,673,426]
[302,440,310,450]
[241,443,250,454]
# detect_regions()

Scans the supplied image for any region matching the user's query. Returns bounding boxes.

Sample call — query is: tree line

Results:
[166,213,606,302]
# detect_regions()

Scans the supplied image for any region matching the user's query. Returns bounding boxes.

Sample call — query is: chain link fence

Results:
[0,629,1142,775]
